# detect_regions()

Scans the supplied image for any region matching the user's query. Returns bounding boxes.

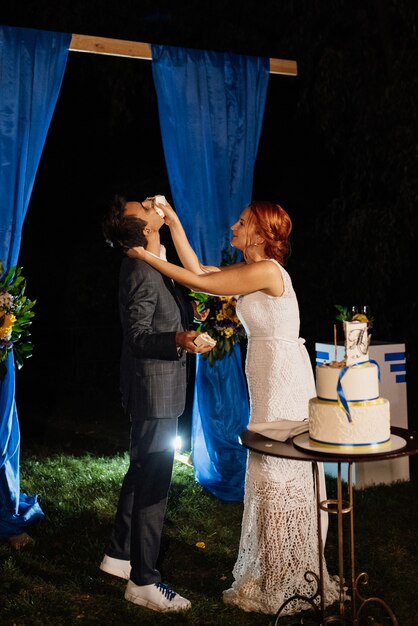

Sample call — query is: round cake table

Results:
[239,426,418,625]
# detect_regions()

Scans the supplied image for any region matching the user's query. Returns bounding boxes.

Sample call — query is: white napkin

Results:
[247,420,309,442]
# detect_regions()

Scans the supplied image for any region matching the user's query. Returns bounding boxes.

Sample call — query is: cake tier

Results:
[308,397,390,449]
[316,362,379,402]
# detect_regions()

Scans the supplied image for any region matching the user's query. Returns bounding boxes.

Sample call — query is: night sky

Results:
[2,2,417,450]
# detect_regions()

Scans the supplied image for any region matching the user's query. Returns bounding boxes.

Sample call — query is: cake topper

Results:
[344,320,370,365]
[334,304,372,366]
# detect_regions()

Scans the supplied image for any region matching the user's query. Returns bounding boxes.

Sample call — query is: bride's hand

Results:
[126,246,146,260]
[157,200,179,226]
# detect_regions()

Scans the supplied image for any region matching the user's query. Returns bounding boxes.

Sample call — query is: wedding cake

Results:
[308,319,390,450]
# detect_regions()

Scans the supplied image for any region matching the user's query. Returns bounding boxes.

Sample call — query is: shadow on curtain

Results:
[152,45,269,501]
[0,25,70,538]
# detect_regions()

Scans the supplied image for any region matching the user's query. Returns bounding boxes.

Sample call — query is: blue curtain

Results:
[152,45,269,501]
[192,345,250,501]
[0,25,70,538]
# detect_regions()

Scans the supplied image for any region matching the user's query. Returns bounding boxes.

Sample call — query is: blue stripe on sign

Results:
[385,352,405,361]
[390,363,405,372]
[396,374,406,383]
[316,351,330,361]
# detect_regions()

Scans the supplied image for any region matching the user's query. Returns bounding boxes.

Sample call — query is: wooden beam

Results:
[70,34,297,76]
[269,57,298,76]
[70,34,152,60]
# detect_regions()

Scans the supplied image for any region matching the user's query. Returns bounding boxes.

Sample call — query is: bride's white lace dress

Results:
[223,260,339,615]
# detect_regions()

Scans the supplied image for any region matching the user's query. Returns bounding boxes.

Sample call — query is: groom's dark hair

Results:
[102,194,148,252]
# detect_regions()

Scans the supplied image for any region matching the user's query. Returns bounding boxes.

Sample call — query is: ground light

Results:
[174,436,193,466]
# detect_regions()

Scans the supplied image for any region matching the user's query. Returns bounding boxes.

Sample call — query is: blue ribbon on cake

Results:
[337,359,380,422]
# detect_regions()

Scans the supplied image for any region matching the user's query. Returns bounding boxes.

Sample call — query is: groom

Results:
[100,194,213,613]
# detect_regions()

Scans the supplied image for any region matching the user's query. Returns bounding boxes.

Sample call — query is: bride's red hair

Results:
[245,200,292,264]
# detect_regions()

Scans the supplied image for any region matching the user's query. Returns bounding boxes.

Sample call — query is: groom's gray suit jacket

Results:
[118,256,190,420]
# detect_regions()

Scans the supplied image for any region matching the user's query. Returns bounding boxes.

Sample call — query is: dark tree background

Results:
[1,1,417,450]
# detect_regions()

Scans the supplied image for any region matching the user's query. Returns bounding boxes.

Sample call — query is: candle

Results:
[334,323,337,361]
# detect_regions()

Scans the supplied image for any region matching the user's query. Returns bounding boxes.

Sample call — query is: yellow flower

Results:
[352,313,368,323]
[222,299,241,322]
[0,313,16,340]
[216,311,226,321]
[195,541,206,549]
[222,303,233,317]
[223,327,234,338]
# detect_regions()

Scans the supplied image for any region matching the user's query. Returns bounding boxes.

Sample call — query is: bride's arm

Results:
[127,246,282,297]
[158,199,221,274]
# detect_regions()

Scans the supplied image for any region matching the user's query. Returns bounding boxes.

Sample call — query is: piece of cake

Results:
[154,195,166,218]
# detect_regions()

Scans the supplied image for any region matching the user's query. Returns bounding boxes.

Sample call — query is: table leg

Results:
[321,461,399,625]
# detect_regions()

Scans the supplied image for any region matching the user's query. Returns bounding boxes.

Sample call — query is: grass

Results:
[1,407,418,625]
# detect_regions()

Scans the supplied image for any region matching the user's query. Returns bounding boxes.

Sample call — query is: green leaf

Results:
[19,342,34,355]
[189,291,211,304]
[334,304,350,321]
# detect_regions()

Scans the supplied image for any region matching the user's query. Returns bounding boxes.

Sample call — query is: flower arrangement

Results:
[0,261,36,380]
[189,248,246,366]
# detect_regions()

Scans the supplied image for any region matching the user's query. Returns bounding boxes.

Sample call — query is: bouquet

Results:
[189,248,246,366]
[0,261,36,380]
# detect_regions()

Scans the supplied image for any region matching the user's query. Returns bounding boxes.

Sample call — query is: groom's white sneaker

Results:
[124,580,191,612]
[99,555,131,580]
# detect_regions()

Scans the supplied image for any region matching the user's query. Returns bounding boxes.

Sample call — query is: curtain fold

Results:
[0,25,70,538]
[192,345,250,501]
[152,45,269,500]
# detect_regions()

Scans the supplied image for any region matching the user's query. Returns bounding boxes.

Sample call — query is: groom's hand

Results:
[176,331,214,355]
